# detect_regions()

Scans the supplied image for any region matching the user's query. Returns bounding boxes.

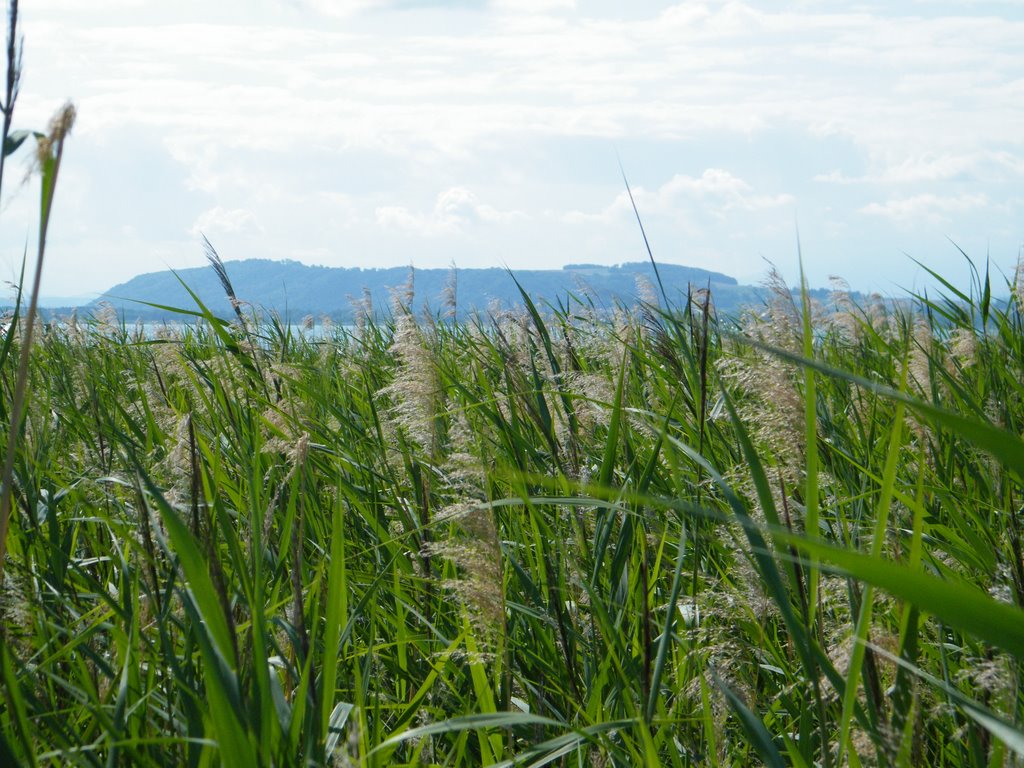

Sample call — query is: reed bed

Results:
[0,252,1022,766]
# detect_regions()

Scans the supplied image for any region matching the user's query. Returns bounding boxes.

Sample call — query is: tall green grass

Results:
[0,250,1023,765]
[2,5,1024,764]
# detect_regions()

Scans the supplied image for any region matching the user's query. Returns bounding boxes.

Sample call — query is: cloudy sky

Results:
[1,0,1021,300]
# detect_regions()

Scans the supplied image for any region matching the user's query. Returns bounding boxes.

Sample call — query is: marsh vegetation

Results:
[1,252,1024,766]
[2,1,1024,764]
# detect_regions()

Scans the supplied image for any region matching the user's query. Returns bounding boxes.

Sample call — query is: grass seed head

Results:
[424,503,504,643]
[906,314,935,399]
[828,275,863,341]
[956,656,1012,701]
[635,274,659,309]
[94,302,119,337]
[381,311,442,455]
[34,101,76,169]
[1013,248,1024,308]
[442,263,458,320]
[946,327,977,370]
[348,287,374,335]
[150,412,201,509]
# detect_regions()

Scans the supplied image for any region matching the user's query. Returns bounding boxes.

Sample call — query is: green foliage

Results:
[1,257,1024,767]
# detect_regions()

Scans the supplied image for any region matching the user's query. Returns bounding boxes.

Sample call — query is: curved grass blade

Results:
[493,719,636,768]
[370,711,632,765]
[777,533,1024,659]
[368,712,564,760]
[740,337,1024,482]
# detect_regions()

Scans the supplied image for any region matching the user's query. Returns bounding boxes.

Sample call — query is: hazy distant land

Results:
[17,259,850,322]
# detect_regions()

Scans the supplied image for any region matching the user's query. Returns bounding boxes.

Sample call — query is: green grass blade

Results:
[143,479,236,667]
[779,533,1024,658]
[320,483,349,746]
[838,383,906,763]
[799,261,820,628]
[645,511,687,722]
[743,337,1024,482]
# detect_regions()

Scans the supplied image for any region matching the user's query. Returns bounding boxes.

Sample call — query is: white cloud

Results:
[860,193,988,223]
[491,0,576,13]
[29,0,146,8]
[190,206,263,237]
[817,151,1024,184]
[659,170,796,211]
[7,2,1023,295]
[565,169,794,224]
[376,187,524,236]
[299,0,391,18]
[20,3,1024,160]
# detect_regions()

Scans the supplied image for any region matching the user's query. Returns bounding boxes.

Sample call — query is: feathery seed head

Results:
[827,275,861,340]
[94,302,119,337]
[957,656,1012,700]
[442,263,458,320]
[260,404,299,455]
[349,288,373,335]
[946,327,977,370]
[424,503,504,639]
[635,275,659,309]
[389,266,415,314]
[48,101,77,143]
[289,432,310,468]
[35,101,76,169]
[906,315,934,396]
[381,311,442,455]
[1013,247,1024,308]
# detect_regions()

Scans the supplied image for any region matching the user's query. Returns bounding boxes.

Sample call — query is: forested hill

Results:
[95,259,761,321]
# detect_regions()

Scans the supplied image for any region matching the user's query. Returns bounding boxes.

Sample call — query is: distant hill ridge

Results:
[96,259,758,321]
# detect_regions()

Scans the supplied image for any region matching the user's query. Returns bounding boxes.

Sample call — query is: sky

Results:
[1,0,1022,301]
